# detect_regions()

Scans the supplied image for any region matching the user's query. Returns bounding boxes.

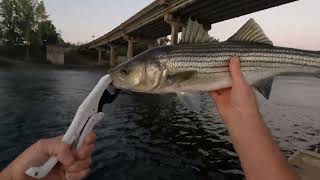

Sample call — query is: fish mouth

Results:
[108,74,122,88]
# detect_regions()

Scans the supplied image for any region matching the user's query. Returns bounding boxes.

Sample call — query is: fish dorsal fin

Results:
[180,18,218,44]
[228,18,273,46]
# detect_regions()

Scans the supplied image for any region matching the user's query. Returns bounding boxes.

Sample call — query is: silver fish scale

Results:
[160,43,320,75]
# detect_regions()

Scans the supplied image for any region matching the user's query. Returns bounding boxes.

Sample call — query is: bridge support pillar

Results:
[124,35,157,59]
[124,35,140,59]
[171,24,179,45]
[107,44,118,67]
[127,40,133,59]
[97,49,102,64]
[110,47,117,67]
[103,49,110,67]
[164,14,184,45]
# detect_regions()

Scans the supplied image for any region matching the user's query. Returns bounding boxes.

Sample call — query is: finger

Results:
[67,158,91,172]
[66,168,90,180]
[37,138,59,157]
[212,92,222,103]
[209,88,230,96]
[75,144,96,160]
[84,132,96,145]
[39,134,69,154]
[229,56,246,84]
[217,89,227,95]
[210,91,220,99]
[208,90,218,97]
[57,143,75,167]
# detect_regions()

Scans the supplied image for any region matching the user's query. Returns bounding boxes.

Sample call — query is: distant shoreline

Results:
[0,56,108,70]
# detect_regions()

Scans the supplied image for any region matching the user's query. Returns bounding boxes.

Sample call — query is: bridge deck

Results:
[87,0,297,49]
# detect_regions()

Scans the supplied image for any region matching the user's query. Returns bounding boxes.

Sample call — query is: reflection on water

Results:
[0,67,318,180]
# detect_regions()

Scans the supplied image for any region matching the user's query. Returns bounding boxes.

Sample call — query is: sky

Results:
[43,0,320,50]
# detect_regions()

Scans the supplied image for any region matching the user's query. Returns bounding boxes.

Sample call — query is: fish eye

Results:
[121,68,129,75]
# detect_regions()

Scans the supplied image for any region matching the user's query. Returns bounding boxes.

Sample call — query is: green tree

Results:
[34,20,60,47]
[0,5,3,41]
[0,21,3,43]
[0,0,49,60]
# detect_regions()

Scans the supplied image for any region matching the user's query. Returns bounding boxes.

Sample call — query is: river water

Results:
[0,66,319,180]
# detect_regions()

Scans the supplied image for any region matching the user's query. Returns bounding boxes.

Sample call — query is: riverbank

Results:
[0,56,25,67]
[0,56,108,70]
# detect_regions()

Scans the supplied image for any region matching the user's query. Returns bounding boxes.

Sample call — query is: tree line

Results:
[0,0,62,60]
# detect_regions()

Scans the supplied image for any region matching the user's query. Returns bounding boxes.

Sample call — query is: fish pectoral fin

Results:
[253,77,274,99]
[177,92,201,113]
[227,18,273,46]
[168,71,197,83]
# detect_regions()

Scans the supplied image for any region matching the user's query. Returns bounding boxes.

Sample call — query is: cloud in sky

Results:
[44,0,319,50]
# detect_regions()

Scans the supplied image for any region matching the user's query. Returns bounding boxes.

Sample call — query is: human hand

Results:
[2,133,96,180]
[209,57,299,180]
[208,57,260,123]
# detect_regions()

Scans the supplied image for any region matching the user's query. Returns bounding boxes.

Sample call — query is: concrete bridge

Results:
[85,0,297,66]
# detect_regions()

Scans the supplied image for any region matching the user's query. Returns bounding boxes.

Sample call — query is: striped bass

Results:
[110,18,320,109]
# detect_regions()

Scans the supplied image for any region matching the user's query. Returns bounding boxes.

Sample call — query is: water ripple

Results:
[0,67,318,180]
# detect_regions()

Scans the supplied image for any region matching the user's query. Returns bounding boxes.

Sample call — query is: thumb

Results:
[229,56,246,84]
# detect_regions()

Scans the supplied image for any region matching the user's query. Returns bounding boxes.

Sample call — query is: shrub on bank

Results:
[0,45,46,62]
